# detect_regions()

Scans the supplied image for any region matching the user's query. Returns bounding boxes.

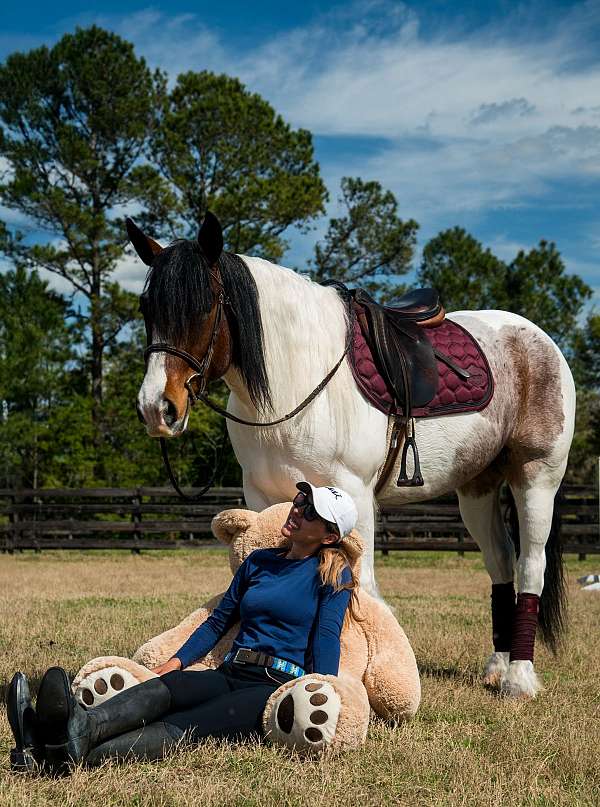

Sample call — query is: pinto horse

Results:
[130,213,575,699]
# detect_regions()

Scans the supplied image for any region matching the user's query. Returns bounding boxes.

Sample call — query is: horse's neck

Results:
[224,256,348,412]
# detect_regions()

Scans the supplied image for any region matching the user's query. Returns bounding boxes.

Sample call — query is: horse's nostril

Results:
[163,398,178,427]
[136,402,145,424]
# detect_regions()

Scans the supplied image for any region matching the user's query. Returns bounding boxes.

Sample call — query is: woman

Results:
[8,482,360,771]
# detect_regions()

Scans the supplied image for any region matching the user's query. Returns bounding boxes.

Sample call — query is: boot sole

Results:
[36,666,94,768]
[7,672,44,772]
[10,747,40,773]
[36,667,71,743]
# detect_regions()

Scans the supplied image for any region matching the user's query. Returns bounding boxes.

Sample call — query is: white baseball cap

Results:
[295,481,358,538]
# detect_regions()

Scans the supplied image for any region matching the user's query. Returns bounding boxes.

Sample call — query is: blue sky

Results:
[1,0,600,308]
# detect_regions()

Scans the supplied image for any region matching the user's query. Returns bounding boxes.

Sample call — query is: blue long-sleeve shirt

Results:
[174,548,352,675]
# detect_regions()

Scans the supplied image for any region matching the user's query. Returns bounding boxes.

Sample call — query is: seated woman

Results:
[7,482,359,771]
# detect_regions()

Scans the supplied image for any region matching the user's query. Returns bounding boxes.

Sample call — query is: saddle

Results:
[349,287,470,489]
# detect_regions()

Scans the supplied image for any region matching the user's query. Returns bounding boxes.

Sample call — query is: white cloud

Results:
[3,1,600,289]
[95,1,600,231]
[111,250,147,294]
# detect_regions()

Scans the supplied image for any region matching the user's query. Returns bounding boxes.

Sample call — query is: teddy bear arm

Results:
[132,593,224,669]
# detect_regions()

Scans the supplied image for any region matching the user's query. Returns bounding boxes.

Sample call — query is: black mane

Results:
[141,240,272,411]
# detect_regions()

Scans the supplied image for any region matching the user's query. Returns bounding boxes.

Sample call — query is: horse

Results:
[129,212,575,700]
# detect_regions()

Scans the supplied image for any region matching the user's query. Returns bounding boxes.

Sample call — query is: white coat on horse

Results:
[130,213,575,700]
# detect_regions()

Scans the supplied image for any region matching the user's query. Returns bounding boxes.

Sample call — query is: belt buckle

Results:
[234,648,253,664]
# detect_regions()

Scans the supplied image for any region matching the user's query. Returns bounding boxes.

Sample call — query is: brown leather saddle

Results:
[349,287,470,488]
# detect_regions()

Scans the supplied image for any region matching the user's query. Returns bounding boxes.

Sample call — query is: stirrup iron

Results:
[397,418,424,487]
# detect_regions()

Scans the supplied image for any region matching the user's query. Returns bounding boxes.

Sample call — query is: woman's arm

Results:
[311,566,352,676]
[170,555,252,670]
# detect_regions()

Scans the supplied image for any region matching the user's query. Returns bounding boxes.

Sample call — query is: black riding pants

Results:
[160,662,295,742]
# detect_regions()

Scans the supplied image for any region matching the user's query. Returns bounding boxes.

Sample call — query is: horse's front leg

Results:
[241,475,273,511]
[335,480,379,600]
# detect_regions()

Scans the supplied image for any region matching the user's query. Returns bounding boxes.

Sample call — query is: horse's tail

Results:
[505,486,567,653]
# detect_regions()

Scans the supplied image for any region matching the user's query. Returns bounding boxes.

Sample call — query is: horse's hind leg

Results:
[500,473,565,699]
[458,482,516,688]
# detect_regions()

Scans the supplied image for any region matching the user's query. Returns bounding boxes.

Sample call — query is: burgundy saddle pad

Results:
[350,317,494,418]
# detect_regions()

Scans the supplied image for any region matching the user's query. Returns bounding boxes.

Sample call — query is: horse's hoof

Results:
[483,651,509,688]
[500,660,542,699]
[264,676,341,753]
[74,666,141,707]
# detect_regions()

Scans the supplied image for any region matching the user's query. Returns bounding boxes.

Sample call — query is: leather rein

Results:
[144,282,353,501]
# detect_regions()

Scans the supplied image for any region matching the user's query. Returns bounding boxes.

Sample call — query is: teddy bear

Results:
[72,502,420,753]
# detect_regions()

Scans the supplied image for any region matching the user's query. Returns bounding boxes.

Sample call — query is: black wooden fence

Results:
[0,485,598,556]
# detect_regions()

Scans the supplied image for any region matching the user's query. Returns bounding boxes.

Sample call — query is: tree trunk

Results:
[90,281,104,475]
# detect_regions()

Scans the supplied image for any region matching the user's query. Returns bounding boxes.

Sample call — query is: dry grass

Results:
[1,549,599,806]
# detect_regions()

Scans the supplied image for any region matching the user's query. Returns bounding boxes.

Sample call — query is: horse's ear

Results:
[197,211,223,265]
[126,218,163,266]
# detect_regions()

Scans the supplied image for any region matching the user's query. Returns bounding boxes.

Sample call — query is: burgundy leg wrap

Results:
[510,593,540,662]
[491,582,516,653]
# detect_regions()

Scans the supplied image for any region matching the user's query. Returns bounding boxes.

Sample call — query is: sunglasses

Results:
[292,492,339,536]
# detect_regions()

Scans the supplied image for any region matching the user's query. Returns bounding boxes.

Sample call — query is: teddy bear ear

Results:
[211,509,256,545]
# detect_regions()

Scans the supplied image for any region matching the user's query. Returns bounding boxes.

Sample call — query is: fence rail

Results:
[1,486,598,556]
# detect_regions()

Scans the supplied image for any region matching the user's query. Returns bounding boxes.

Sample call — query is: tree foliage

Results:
[418,227,507,311]
[419,228,591,347]
[0,26,164,437]
[140,71,327,260]
[0,268,80,486]
[0,26,596,489]
[309,177,419,301]
[571,313,600,390]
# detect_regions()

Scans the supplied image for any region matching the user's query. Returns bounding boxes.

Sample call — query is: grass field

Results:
[1,549,599,806]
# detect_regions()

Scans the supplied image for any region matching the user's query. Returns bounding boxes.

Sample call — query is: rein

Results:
[144,288,353,500]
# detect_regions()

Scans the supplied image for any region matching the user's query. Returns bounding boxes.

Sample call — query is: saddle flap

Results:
[353,290,438,410]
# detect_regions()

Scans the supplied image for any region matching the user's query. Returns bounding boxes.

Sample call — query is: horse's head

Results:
[128,213,233,437]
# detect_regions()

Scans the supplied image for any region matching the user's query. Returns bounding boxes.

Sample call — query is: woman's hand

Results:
[151,657,182,676]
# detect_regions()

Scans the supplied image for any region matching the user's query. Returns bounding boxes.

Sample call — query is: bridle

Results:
[142,270,353,501]
[144,271,228,405]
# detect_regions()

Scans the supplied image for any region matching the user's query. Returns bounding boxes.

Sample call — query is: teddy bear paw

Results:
[264,676,341,753]
[73,662,148,707]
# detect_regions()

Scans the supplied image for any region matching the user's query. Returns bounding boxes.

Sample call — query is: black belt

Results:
[224,648,305,677]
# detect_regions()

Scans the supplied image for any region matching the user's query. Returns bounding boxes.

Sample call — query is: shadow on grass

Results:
[418,660,481,686]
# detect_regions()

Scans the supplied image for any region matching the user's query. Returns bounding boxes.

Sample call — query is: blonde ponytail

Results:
[318,542,364,625]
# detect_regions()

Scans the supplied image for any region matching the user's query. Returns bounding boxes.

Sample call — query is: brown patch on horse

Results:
[500,327,564,486]
[454,321,564,497]
[459,452,506,498]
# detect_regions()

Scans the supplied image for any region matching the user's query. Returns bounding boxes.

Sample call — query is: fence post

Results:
[379,515,389,557]
[7,492,17,554]
[457,529,465,558]
[131,491,142,555]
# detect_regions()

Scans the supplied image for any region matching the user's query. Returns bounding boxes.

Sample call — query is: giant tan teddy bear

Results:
[72,503,420,753]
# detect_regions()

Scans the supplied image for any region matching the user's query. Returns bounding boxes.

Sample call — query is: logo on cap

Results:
[327,487,342,499]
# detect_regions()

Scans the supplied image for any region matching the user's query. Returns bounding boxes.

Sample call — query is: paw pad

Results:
[75,666,140,707]
[269,677,341,751]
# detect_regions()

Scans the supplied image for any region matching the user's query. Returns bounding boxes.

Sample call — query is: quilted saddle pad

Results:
[349,316,494,418]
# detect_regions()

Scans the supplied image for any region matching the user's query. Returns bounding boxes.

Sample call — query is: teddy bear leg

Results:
[72,657,157,708]
[262,673,370,753]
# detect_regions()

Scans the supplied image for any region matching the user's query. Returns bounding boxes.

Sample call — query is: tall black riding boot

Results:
[85,721,185,767]
[36,667,171,769]
[7,672,44,772]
